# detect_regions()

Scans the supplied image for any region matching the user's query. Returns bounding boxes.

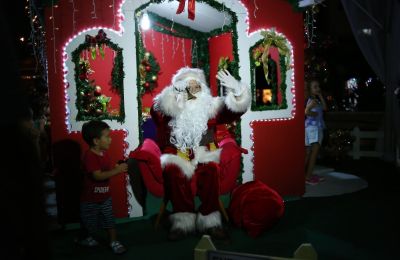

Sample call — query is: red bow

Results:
[176,0,196,20]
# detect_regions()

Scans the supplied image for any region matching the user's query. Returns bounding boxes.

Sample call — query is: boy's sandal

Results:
[75,236,99,247]
[110,240,127,254]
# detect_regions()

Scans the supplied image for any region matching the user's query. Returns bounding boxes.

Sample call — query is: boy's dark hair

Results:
[82,120,110,147]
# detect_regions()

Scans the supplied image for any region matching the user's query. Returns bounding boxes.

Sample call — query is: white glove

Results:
[216,69,242,96]
[175,92,187,109]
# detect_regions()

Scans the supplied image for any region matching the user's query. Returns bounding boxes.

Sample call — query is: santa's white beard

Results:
[169,91,213,151]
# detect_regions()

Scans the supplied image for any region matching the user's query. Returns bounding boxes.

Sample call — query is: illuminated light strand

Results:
[91,0,98,19]
[32,7,48,86]
[112,0,115,29]
[161,33,165,63]
[253,0,259,18]
[69,0,77,33]
[126,173,133,216]
[151,29,155,47]
[51,0,57,74]
[172,36,176,58]
[175,36,180,53]
[182,38,186,66]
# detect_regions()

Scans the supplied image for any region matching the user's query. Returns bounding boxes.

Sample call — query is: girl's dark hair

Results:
[82,120,110,146]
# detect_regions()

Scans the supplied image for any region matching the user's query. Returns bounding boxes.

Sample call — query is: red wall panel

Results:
[243,0,305,195]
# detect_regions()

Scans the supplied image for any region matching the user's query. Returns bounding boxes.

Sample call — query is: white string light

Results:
[175,36,180,53]
[161,33,165,63]
[91,0,98,19]
[181,38,186,66]
[253,0,259,18]
[69,0,77,33]
[112,0,115,29]
[151,29,155,47]
[51,0,57,74]
[304,7,317,48]
[26,0,48,87]
[172,36,176,58]
[28,0,38,71]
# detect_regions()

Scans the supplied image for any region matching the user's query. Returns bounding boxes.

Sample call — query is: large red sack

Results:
[228,180,285,237]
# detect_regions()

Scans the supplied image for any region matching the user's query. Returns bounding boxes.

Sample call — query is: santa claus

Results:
[150,67,251,240]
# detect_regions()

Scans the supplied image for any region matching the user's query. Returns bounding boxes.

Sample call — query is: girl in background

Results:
[305,79,327,185]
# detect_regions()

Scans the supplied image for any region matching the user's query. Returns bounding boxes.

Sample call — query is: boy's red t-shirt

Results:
[81,149,112,203]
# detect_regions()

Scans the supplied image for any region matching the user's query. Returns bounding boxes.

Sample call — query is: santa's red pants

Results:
[163,162,220,215]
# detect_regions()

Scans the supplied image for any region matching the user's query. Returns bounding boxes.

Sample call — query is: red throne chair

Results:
[128,123,247,228]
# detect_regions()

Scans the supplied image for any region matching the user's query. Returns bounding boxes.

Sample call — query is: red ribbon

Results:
[176,0,196,20]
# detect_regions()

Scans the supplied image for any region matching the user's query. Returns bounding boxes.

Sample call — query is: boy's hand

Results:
[115,163,128,173]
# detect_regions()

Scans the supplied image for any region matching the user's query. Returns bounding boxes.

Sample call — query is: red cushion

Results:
[228,180,285,237]
[129,139,164,197]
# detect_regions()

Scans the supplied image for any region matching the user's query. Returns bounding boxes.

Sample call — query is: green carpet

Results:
[50,159,400,260]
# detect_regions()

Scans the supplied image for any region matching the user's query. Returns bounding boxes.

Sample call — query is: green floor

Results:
[50,159,400,260]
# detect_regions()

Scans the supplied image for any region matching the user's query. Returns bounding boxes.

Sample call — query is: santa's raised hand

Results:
[216,69,243,96]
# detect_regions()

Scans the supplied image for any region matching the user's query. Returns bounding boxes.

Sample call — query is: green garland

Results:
[72,31,125,123]
[249,37,289,111]
[138,50,161,95]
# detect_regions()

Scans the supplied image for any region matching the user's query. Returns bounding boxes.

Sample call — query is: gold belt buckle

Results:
[177,149,190,161]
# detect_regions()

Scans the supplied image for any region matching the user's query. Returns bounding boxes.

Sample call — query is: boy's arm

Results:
[92,163,128,181]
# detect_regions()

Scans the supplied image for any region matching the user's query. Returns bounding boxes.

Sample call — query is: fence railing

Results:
[348,127,384,159]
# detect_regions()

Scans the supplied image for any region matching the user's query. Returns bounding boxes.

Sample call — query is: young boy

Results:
[78,120,128,254]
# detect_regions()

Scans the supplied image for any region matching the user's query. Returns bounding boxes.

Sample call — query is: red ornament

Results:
[145,66,151,72]
[144,82,150,88]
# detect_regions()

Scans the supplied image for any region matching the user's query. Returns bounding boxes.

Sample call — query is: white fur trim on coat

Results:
[207,97,224,119]
[224,82,251,113]
[196,211,222,232]
[161,154,196,179]
[170,212,196,233]
[193,146,221,165]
